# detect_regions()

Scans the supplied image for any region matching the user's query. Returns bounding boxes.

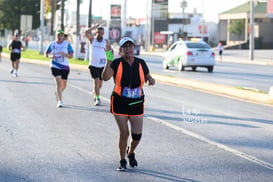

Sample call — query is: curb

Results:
[152,74,273,105]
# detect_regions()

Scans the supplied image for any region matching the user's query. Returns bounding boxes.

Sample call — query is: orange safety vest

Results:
[114,61,145,96]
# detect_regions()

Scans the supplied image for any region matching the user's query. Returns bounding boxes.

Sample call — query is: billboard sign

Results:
[154,0,168,4]
[267,0,273,17]
[111,5,121,19]
[154,32,166,44]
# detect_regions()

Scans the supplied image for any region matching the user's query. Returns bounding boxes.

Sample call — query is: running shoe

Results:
[128,153,138,167]
[10,68,14,74]
[56,100,63,108]
[94,98,101,106]
[116,159,127,171]
[13,72,18,77]
[127,147,138,167]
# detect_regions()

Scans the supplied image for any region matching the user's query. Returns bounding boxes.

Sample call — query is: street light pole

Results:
[74,0,80,59]
[61,0,65,30]
[249,0,254,60]
[39,0,44,54]
[123,0,127,28]
[88,0,92,27]
[146,0,152,51]
[180,0,187,39]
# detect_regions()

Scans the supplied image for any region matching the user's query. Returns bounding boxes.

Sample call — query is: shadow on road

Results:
[127,168,200,182]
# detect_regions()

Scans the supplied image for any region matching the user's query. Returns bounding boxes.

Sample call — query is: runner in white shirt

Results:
[85,23,110,106]
[44,30,74,108]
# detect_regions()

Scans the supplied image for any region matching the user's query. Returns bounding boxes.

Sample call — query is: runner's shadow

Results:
[128,168,200,182]
[0,79,52,86]
[62,104,109,113]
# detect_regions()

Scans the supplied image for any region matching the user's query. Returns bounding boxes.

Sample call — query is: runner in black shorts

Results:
[85,23,109,106]
[102,37,155,171]
[44,30,74,108]
[88,65,104,80]
[7,33,24,77]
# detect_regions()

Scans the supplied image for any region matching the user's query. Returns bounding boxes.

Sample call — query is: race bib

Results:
[100,58,106,64]
[54,53,65,62]
[122,87,142,98]
[13,48,21,53]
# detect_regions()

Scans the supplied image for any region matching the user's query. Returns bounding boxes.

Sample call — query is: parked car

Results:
[162,39,215,72]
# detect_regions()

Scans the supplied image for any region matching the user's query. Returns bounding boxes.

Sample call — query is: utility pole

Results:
[146,0,152,51]
[249,0,254,60]
[39,0,44,54]
[180,0,187,39]
[61,0,65,30]
[50,0,56,37]
[88,0,92,27]
[123,0,127,28]
[74,0,80,59]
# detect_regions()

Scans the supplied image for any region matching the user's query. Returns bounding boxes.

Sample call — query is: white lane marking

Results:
[68,83,109,102]
[68,83,273,171]
[146,115,273,171]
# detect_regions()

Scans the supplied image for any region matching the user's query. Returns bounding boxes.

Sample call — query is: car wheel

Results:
[208,66,214,72]
[178,60,184,71]
[192,66,196,71]
[163,60,169,70]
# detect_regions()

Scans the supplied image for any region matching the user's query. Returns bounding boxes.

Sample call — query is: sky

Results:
[76,0,249,23]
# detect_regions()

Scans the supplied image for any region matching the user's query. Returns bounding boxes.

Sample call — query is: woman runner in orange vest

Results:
[102,37,155,171]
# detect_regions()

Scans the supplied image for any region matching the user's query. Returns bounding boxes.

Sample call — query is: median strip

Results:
[152,73,273,105]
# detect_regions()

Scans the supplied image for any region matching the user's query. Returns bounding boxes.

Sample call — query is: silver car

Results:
[162,39,215,72]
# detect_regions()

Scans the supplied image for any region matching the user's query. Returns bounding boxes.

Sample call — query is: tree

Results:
[0,0,40,32]
[228,19,245,38]
[176,28,187,40]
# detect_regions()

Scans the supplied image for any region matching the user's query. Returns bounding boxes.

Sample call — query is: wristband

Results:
[105,50,114,61]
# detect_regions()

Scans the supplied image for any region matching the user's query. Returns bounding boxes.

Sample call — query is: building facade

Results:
[218,1,273,49]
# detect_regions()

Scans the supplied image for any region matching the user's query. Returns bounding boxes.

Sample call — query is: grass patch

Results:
[236,86,268,94]
[3,47,89,66]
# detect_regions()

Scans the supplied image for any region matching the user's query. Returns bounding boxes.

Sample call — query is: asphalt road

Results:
[1,58,273,182]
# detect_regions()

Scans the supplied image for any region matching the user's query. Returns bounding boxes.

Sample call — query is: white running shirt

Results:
[45,40,73,70]
[89,38,106,68]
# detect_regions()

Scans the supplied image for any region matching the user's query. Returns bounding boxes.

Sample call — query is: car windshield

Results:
[186,42,211,49]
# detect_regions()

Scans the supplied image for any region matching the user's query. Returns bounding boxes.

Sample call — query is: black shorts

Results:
[51,67,70,80]
[0,46,2,52]
[110,92,145,116]
[88,65,104,80]
[11,53,21,61]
